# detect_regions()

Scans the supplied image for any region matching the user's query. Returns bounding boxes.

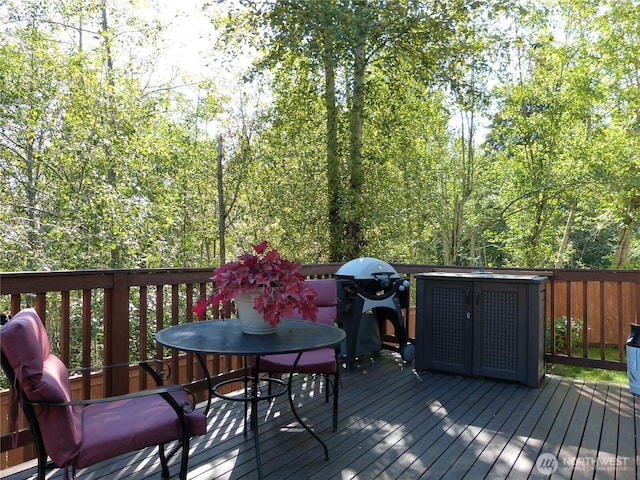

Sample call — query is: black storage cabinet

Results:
[415,272,547,387]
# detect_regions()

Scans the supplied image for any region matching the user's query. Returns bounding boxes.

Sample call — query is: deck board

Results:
[1,352,637,480]
[578,382,608,478]
[544,377,581,450]
[515,376,570,476]
[596,384,621,480]
[438,382,522,480]
[617,384,639,480]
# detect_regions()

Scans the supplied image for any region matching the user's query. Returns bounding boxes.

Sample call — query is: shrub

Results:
[546,316,585,354]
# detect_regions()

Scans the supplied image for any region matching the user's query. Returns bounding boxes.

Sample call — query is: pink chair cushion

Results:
[313,306,337,326]
[259,349,337,374]
[291,279,337,326]
[78,389,207,468]
[0,309,83,467]
[32,356,83,467]
[308,278,337,307]
[29,355,74,402]
[0,308,50,386]
[1,308,207,471]
[261,279,339,374]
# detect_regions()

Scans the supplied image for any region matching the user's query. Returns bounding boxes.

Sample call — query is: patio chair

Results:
[0,308,206,480]
[257,278,342,431]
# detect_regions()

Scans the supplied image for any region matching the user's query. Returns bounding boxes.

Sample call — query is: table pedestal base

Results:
[196,353,330,479]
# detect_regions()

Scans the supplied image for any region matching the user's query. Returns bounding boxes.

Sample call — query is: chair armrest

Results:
[25,384,198,413]
[69,359,171,386]
[25,384,199,440]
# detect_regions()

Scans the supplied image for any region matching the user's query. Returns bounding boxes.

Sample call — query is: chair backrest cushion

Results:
[0,308,82,468]
[292,278,337,326]
[0,308,50,388]
[32,355,83,467]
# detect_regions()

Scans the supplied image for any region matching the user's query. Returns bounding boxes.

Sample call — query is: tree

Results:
[0,0,216,269]
[483,0,615,267]
[223,0,481,261]
[1,0,637,272]
[595,0,640,268]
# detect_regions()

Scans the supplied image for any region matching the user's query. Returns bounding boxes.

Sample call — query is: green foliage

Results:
[546,316,586,354]
[0,0,638,272]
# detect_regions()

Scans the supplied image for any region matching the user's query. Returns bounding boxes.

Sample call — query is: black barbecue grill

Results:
[336,257,415,370]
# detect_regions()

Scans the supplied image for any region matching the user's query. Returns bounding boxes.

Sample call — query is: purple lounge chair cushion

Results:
[1,308,207,471]
[0,309,82,466]
[78,389,206,467]
[290,278,337,326]
[259,279,341,432]
[258,349,337,374]
[0,308,50,386]
[261,278,339,374]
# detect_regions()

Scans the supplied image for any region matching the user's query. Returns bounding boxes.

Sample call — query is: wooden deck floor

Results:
[1,352,638,480]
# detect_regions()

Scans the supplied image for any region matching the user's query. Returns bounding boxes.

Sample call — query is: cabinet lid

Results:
[415,271,547,282]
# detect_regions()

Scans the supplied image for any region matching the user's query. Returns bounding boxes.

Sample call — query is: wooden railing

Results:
[1,264,639,469]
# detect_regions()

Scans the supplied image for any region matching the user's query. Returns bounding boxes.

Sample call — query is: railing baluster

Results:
[10,293,21,314]
[82,289,92,398]
[36,293,46,323]
[582,281,588,359]
[155,285,164,363]
[170,284,180,383]
[600,281,606,361]
[139,285,148,390]
[566,281,572,357]
[171,285,179,327]
[618,282,625,362]
[60,291,70,366]
[185,283,194,382]
[549,278,556,354]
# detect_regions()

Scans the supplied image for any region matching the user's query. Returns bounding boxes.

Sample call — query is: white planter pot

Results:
[236,292,277,335]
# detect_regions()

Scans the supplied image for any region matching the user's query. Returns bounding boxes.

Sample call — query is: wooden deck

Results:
[1,352,638,480]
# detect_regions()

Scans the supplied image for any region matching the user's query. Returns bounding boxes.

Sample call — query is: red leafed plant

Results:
[193,241,318,327]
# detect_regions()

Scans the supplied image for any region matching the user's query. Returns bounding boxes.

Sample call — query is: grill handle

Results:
[372,272,393,287]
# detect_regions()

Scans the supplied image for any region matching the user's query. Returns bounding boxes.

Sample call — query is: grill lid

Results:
[336,257,399,280]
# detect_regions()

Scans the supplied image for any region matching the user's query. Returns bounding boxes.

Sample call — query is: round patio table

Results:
[156,318,345,479]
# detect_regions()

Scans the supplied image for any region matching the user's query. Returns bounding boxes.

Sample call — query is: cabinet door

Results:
[472,282,527,382]
[426,280,473,375]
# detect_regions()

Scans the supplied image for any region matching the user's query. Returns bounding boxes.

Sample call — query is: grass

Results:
[547,363,629,385]
[547,344,630,385]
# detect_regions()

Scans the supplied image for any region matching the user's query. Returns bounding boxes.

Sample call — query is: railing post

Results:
[105,271,131,396]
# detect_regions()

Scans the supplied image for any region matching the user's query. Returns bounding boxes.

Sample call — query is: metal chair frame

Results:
[0,313,199,480]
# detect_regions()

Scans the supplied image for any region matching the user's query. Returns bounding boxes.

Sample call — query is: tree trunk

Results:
[323,19,342,262]
[345,0,367,259]
[217,135,226,265]
[450,196,463,264]
[612,197,639,268]
[555,198,577,268]
[612,223,633,269]
[100,2,121,267]
[448,110,475,265]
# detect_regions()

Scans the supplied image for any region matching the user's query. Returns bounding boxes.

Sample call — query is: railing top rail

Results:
[2,265,638,296]
[0,268,215,294]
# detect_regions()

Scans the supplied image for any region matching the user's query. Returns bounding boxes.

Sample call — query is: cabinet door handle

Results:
[466,289,470,304]
[476,290,480,305]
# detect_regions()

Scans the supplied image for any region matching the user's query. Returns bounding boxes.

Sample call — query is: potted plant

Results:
[193,241,319,333]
